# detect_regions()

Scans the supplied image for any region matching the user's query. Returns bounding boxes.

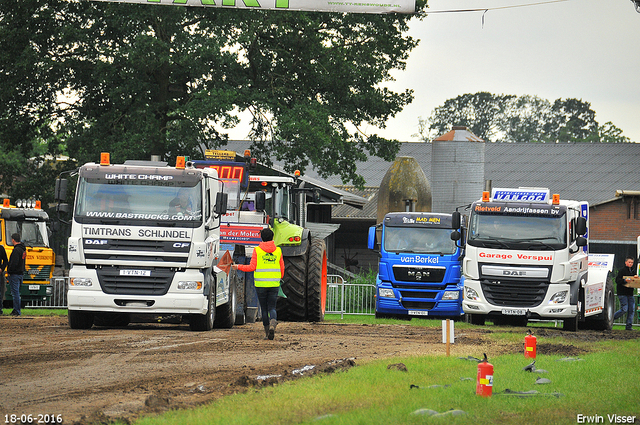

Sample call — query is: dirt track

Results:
[1,316,637,425]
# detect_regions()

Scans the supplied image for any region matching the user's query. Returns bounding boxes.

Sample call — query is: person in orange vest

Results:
[232,228,284,340]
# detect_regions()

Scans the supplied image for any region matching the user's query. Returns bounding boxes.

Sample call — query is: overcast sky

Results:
[366,0,640,142]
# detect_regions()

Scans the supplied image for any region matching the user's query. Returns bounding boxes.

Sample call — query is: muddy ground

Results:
[1,316,638,425]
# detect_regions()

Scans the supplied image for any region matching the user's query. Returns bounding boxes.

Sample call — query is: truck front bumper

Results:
[376,282,463,317]
[462,279,577,319]
[67,266,208,315]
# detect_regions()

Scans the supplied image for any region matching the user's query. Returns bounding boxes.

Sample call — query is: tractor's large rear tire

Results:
[277,253,308,322]
[306,239,327,322]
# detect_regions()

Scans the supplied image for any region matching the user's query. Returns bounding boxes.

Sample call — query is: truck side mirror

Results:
[255,191,266,212]
[576,236,587,247]
[54,178,68,202]
[367,226,378,251]
[57,203,70,214]
[313,189,321,204]
[450,230,461,241]
[452,211,461,229]
[575,216,587,236]
[214,192,228,215]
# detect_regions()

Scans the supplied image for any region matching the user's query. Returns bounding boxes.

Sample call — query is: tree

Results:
[501,95,552,143]
[418,92,631,144]
[592,121,631,144]
[424,92,515,142]
[1,1,427,193]
[0,1,75,197]
[543,98,598,143]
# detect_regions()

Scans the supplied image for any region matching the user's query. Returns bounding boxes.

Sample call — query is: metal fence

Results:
[24,277,69,308]
[326,274,376,319]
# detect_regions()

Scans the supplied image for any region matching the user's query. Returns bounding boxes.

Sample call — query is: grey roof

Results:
[332,186,378,219]
[223,140,640,218]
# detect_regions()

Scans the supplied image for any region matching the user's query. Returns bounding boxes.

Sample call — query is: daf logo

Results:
[173,242,190,249]
[503,270,527,276]
[85,239,108,245]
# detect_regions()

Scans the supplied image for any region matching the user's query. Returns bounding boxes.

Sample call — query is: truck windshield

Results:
[384,227,456,254]
[5,221,49,247]
[75,178,202,224]
[468,213,566,249]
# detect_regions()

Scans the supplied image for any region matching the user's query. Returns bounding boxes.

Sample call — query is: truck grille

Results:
[83,239,190,265]
[401,301,436,310]
[95,266,175,296]
[480,279,548,308]
[399,290,440,299]
[24,265,53,282]
[392,266,446,283]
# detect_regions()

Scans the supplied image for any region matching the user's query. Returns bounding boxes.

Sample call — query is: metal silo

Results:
[376,156,432,224]
[431,126,485,213]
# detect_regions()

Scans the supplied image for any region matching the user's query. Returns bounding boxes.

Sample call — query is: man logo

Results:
[173,242,190,249]
[503,270,527,276]
[85,239,108,245]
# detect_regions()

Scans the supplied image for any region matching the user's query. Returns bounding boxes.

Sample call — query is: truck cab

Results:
[65,154,232,331]
[462,187,613,331]
[1,200,55,308]
[368,212,465,319]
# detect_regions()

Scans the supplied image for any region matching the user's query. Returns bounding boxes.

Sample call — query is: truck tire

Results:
[68,310,94,329]
[215,273,237,329]
[468,313,485,326]
[562,314,578,332]
[190,288,215,331]
[585,279,614,331]
[94,313,130,328]
[306,239,327,322]
[235,276,246,326]
[277,253,308,322]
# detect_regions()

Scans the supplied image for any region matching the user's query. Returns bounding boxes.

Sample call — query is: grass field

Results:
[97,315,639,425]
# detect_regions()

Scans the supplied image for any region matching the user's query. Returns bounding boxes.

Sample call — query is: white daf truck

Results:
[65,153,235,331]
[459,187,614,331]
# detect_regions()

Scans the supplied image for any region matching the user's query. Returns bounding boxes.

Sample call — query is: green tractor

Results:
[248,175,328,322]
[192,152,329,322]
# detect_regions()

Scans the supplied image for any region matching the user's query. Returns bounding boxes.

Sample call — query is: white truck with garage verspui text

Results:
[458,187,615,331]
[63,153,236,331]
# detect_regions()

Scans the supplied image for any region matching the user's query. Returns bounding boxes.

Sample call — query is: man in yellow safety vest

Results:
[233,228,284,340]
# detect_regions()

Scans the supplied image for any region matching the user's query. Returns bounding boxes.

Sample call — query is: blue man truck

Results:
[368,212,465,319]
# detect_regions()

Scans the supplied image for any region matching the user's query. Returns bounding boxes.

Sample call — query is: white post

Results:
[442,319,455,356]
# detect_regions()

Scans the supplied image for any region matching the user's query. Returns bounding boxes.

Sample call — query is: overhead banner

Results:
[93,0,416,14]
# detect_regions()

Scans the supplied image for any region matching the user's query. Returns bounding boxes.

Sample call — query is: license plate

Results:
[408,310,429,316]
[501,308,526,316]
[120,270,151,277]
[28,285,40,291]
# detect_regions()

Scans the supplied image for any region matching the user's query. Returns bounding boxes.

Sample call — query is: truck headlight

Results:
[464,286,480,301]
[178,281,202,290]
[46,286,53,295]
[378,288,394,298]
[70,277,92,287]
[549,291,567,304]
[442,291,460,300]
